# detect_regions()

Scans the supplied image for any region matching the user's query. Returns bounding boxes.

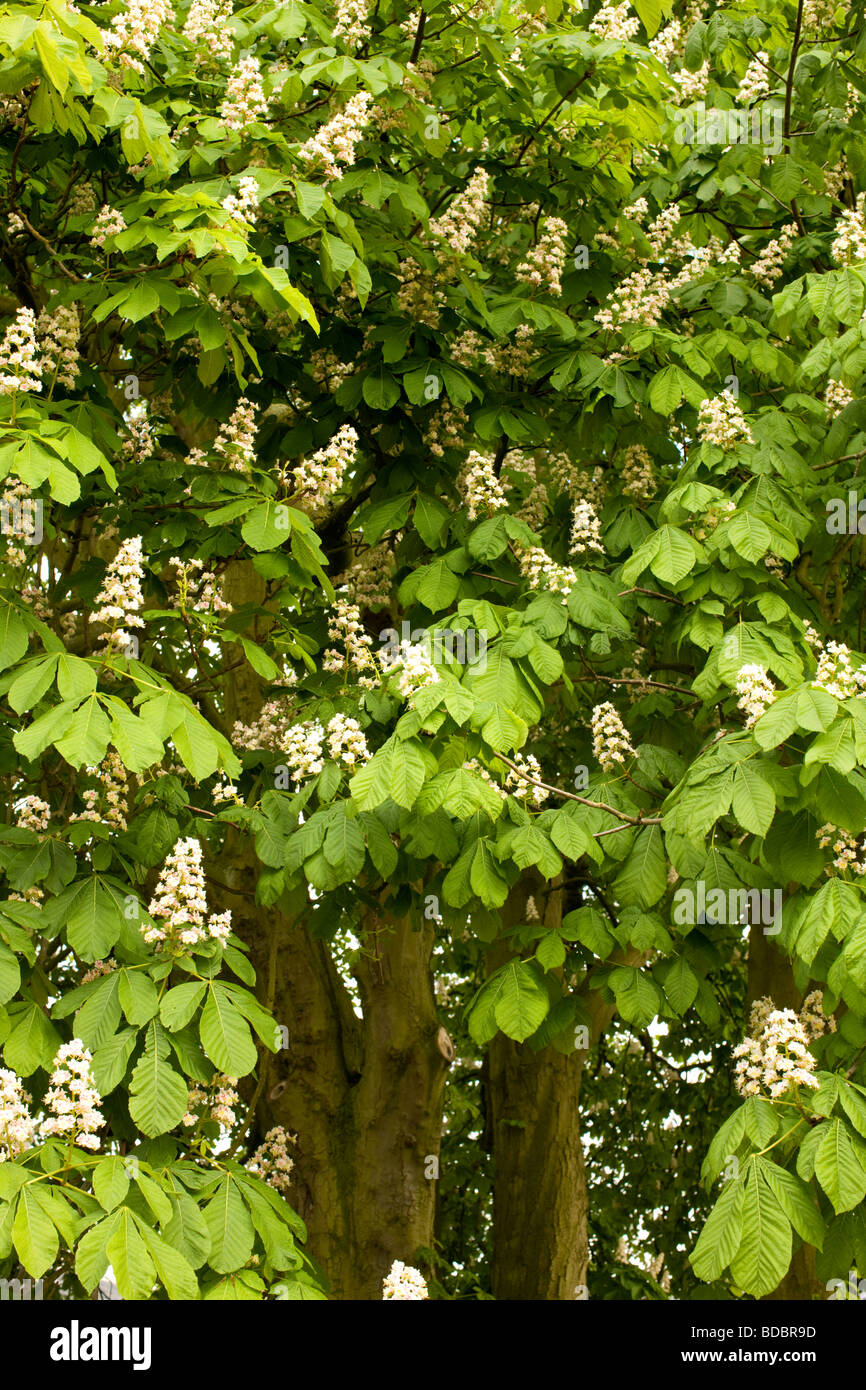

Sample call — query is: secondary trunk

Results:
[487,873,590,1300]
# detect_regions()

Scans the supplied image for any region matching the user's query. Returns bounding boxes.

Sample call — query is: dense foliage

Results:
[2,0,866,1300]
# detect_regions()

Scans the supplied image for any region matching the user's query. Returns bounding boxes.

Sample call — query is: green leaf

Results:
[160,982,207,1033]
[59,877,124,962]
[815,1119,866,1214]
[613,825,667,907]
[759,1158,826,1249]
[731,762,776,837]
[12,1186,59,1279]
[118,969,159,1026]
[691,1176,745,1283]
[54,695,111,768]
[106,1208,156,1300]
[658,955,700,1015]
[204,1175,255,1274]
[128,1037,190,1137]
[649,526,700,586]
[138,1220,200,1300]
[728,1162,792,1297]
[56,653,97,703]
[492,959,550,1042]
[3,1002,61,1075]
[200,983,258,1076]
[242,500,291,552]
[93,1156,130,1213]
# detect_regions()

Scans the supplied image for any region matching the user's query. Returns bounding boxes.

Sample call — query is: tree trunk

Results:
[487,874,590,1300]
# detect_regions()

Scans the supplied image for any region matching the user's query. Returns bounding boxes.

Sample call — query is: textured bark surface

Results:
[487,875,590,1300]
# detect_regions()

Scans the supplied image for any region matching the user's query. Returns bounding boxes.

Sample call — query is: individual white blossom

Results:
[220,55,268,130]
[0,307,42,395]
[429,166,490,256]
[813,639,866,699]
[736,51,770,104]
[334,0,370,48]
[296,90,373,180]
[103,0,173,74]
[569,499,604,556]
[825,378,853,418]
[516,216,569,296]
[213,397,257,472]
[169,555,230,614]
[91,205,127,249]
[221,175,259,223]
[588,1,640,41]
[817,823,866,876]
[326,713,369,765]
[735,663,776,728]
[504,751,549,806]
[15,795,51,832]
[183,0,233,60]
[93,536,146,654]
[122,403,157,465]
[748,224,797,287]
[0,1069,35,1161]
[322,597,378,687]
[620,443,656,500]
[382,1260,429,1300]
[283,720,326,784]
[802,0,849,30]
[516,545,576,600]
[232,694,297,751]
[381,640,440,699]
[42,1041,105,1151]
[697,394,754,449]
[36,304,80,390]
[71,751,130,832]
[733,998,820,1100]
[183,1073,239,1129]
[591,701,636,772]
[831,193,866,266]
[247,1126,296,1191]
[146,837,231,948]
[459,451,509,520]
[799,989,836,1040]
[293,424,357,511]
[594,267,670,331]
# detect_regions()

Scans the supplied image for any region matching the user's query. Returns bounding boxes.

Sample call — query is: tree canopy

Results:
[1,0,866,1302]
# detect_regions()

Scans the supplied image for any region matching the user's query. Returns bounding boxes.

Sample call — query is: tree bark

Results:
[487,874,590,1300]
[239,892,447,1299]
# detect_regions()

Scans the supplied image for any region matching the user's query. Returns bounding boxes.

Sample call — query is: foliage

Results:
[2,0,866,1299]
